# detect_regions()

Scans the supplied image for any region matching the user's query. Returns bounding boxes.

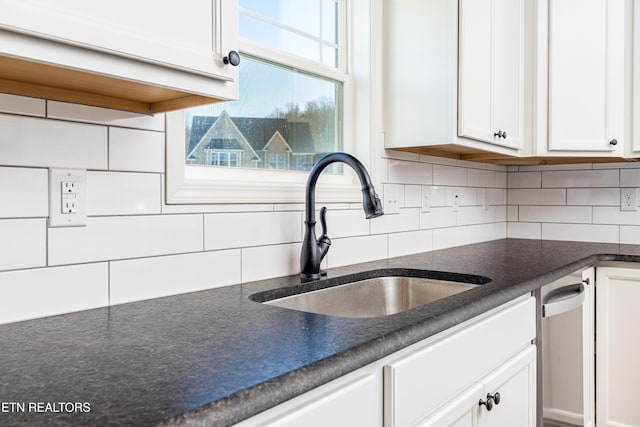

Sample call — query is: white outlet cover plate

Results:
[49,168,87,227]
[621,188,638,212]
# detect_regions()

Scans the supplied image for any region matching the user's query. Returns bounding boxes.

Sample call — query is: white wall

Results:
[507,163,640,243]
[0,94,508,324]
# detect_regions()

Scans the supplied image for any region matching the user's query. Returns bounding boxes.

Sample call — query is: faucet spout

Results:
[300,152,384,281]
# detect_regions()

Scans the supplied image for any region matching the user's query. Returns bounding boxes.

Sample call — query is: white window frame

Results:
[166,0,374,205]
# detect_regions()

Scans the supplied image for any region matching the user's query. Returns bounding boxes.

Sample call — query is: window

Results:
[183,55,342,173]
[166,1,373,204]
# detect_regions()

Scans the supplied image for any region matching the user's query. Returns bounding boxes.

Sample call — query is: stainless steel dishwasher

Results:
[540,267,595,427]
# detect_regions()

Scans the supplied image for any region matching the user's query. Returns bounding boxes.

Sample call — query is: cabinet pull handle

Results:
[493,131,507,139]
[479,392,501,411]
[489,392,500,405]
[542,283,585,317]
[609,138,618,146]
[223,50,241,66]
[479,394,494,411]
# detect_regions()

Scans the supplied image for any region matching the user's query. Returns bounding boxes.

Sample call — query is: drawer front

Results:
[384,297,536,427]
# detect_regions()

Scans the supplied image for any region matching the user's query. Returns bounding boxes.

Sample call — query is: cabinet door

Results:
[596,266,640,427]
[478,346,536,427]
[417,383,483,427]
[0,0,238,81]
[458,0,524,150]
[236,373,381,427]
[384,297,535,427]
[547,0,624,153]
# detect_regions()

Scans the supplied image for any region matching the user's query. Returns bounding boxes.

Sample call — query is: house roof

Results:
[188,113,318,155]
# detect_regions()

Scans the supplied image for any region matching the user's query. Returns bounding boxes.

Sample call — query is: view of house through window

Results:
[184,0,344,174]
[185,56,343,173]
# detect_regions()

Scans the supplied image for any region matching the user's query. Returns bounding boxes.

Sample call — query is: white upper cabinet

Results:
[534,0,627,157]
[458,0,524,150]
[382,0,527,160]
[0,0,239,113]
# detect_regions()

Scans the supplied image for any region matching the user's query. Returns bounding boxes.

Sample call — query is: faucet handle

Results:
[319,206,330,243]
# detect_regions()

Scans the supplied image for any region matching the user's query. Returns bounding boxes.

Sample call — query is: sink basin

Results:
[258,273,486,318]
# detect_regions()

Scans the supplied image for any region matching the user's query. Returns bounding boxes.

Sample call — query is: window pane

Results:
[184,56,343,173]
[239,0,339,68]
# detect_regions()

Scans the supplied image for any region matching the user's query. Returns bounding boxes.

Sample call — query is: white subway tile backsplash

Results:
[507,189,566,205]
[519,206,592,223]
[0,167,48,218]
[496,172,507,189]
[507,222,541,239]
[468,169,496,188]
[0,219,46,271]
[620,226,640,244]
[404,185,422,208]
[9,96,636,324]
[457,206,490,226]
[489,206,508,223]
[446,187,478,206]
[593,207,640,225]
[541,223,619,244]
[419,154,458,166]
[205,211,301,250]
[507,172,541,188]
[388,160,433,184]
[486,188,507,205]
[566,188,620,206]
[383,149,420,162]
[388,230,433,258]
[315,209,369,239]
[620,169,640,187]
[0,263,108,324]
[242,242,300,282]
[433,165,468,186]
[327,234,387,268]
[427,186,447,207]
[519,163,591,171]
[433,224,495,250]
[109,127,165,173]
[47,101,165,131]
[48,214,203,265]
[370,208,420,234]
[420,207,457,229]
[87,171,161,216]
[0,94,45,117]
[110,250,241,305]
[0,114,107,169]
[593,162,640,169]
[541,169,619,188]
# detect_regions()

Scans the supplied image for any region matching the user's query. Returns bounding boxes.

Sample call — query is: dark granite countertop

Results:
[2,238,640,426]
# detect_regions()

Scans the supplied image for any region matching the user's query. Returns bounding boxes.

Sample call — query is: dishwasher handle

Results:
[542,282,586,318]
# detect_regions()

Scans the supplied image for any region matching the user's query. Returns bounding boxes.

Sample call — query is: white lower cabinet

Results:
[422,347,536,427]
[596,265,640,427]
[384,297,536,427]
[237,296,536,427]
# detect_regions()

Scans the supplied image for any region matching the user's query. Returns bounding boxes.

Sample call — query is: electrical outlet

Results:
[621,188,638,212]
[384,185,401,214]
[49,169,87,227]
[421,186,431,213]
[481,189,488,210]
[452,193,459,212]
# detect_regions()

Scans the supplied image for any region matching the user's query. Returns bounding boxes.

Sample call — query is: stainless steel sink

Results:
[262,276,479,318]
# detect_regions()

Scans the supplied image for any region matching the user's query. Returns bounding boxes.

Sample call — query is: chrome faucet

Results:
[300,152,384,281]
